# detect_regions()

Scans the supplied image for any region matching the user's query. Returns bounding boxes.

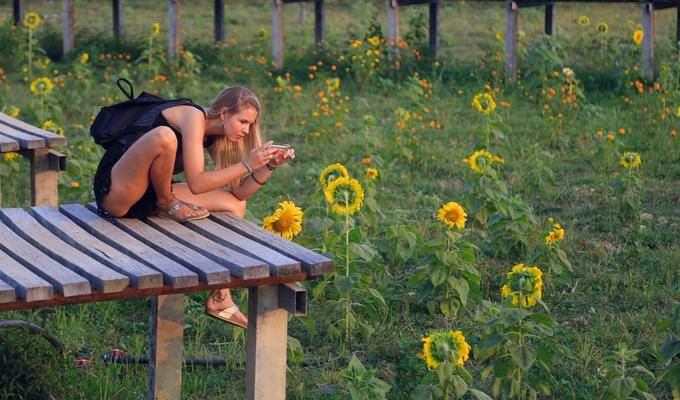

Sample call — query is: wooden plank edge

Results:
[0,272,318,312]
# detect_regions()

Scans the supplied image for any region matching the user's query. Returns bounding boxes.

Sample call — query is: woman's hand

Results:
[245,141,278,170]
[268,146,295,168]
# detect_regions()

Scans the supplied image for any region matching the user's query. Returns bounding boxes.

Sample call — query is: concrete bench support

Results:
[246,285,288,400]
[148,293,185,400]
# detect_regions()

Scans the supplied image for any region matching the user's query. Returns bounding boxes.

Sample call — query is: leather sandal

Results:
[156,194,209,222]
[205,305,248,329]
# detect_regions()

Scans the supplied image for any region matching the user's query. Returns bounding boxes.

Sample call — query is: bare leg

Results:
[100,127,204,219]
[171,183,249,327]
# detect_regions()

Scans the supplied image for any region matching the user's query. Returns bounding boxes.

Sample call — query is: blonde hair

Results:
[205,86,262,189]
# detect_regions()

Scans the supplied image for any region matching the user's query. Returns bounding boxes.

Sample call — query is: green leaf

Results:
[508,343,537,371]
[609,377,635,398]
[349,243,376,262]
[632,365,655,380]
[367,288,386,307]
[493,358,512,378]
[468,389,493,400]
[348,228,363,243]
[526,312,555,327]
[410,384,437,400]
[451,375,468,398]
[556,249,573,272]
[448,277,470,305]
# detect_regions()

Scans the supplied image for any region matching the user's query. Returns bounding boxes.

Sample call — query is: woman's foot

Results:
[205,289,248,328]
[157,194,209,222]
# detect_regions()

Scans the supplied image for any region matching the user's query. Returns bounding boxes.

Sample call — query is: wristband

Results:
[250,172,266,186]
[265,161,277,171]
[242,159,253,175]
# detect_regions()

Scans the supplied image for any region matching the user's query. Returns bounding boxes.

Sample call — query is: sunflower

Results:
[578,16,590,27]
[3,152,19,162]
[633,30,644,45]
[152,22,160,37]
[463,149,502,174]
[545,223,565,244]
[324,176,364,215]
[8,106,20,118]
[419,330,471,370]
[365,168,378,180]
[595,22,609,35]
[620,152,641,169]
[29,77,54,96]
[501,264,543,308]
[562,67,575,80]
[319,162,349,189]
[23,12,41,30]
[471,93,496,114]
[367,36,380,47]
[80,53,90,64]
[437,201,467,229]
[262,201,303,240]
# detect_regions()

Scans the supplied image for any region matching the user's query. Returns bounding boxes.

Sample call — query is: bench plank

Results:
[0,133,20,153]
[210,212,334,275]
[30,206,164,290]
[0,279,15,304]
[60,204,199,288]
[183,218,301,277]
[0,222,91,297]
[77,205,233,285]
[0,122,45,149]
[0,208,129,293]
[0,248,53,302]
[0,112,68,147]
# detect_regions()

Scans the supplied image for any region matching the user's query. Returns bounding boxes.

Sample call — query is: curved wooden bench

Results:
[0,204,333,399]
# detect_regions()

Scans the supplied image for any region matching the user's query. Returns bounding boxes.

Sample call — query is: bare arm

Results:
[232,147,295,200]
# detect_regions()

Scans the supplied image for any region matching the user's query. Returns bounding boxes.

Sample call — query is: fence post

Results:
[642,2,654,82]
[13,0,24,26]
[315,0,325,45]
[429,0,441,59]
[545,3,555,35]
[505,0,518,84]
[272,0,284,68]
[62,0,74,56]
[214,0,224,43]
[387,0,400,59]
[168,0,180,63]
[113,0,124,40]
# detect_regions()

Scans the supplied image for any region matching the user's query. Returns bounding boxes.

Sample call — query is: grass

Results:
[0,0,679,399]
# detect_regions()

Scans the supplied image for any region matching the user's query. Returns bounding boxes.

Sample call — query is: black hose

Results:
[0,319,65,349]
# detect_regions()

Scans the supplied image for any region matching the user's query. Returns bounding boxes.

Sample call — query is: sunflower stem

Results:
[27,28,33,81]
[344,191,350,351]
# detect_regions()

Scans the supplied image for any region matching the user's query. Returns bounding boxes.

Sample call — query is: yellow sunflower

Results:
[595,22,609,35]
[3,152,19,162]
[419,330,471,370]
[80,53,90,64]
[324,176,364,215]
[463,149,502,174]
[632,30,644,45]
[8,106,20,118]
[367,36,380,47]
[545,223,565,244]
[620,152,641,169]
[471,93,496,114]
[319,162,349,189]
[501,264,543,308]
[437,201,467,229]
[262,201,303,240]
[29,77,54,96]
[365,168,378,180]
[152,22,160,37]
[23,12,41,30]
[578,16,590,27]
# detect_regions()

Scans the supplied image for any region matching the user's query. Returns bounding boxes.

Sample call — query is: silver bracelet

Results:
[242,159,253,175]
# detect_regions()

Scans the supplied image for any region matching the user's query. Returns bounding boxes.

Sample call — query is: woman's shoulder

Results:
[161,103,206,127]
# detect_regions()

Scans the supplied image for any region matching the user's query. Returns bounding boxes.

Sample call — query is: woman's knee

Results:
[148,126,177,152]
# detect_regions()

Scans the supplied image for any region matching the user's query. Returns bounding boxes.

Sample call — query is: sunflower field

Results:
[0,1,678,399]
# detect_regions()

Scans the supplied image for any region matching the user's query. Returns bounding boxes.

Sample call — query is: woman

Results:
[93,86,294,328]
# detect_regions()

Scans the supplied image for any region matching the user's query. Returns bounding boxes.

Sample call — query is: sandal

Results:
[205,305,248,329]
[156,194,209,222]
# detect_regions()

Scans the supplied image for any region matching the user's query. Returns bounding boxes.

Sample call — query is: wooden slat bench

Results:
[0,112,67,207]
[0,203,333,399]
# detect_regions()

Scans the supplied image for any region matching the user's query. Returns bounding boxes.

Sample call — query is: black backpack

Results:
[90,78,200,149]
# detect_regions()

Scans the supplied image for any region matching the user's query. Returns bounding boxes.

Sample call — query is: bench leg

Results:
[28,148,59,207]
[148,294,184,400]
[245,285,288,400]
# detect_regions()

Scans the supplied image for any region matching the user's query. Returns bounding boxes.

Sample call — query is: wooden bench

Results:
[0,204,333,399]
[0,112,67,208]
[0,115,334,399]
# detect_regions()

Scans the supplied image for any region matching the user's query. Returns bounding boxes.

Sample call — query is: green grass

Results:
[0,1,679,399]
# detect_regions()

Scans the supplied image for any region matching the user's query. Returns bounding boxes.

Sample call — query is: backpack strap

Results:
[117,78,134,100]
